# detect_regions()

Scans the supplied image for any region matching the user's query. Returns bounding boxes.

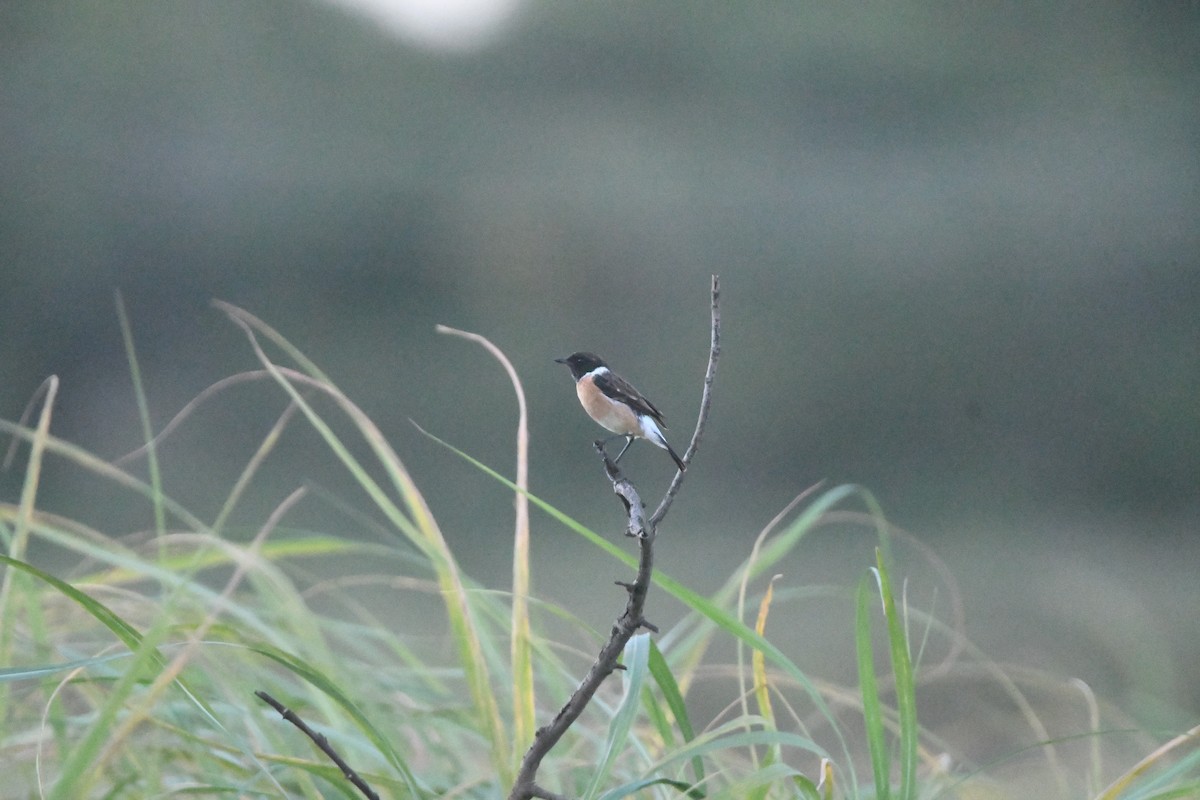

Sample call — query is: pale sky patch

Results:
[320,0,523,51]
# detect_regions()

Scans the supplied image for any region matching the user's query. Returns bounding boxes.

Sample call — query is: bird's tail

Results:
[664,441,686,472]
[643,418,686,472]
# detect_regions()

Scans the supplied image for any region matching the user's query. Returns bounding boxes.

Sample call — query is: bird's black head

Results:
[555,351,606,380]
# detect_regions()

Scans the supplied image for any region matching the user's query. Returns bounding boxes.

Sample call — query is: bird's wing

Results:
[593,371,667,426]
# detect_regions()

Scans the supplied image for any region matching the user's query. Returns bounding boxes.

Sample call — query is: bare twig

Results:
[255,691,381,800]
[651,274,721,526]
[507,276,720,800]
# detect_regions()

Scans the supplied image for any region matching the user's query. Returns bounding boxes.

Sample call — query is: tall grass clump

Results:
[0,296,1196,799]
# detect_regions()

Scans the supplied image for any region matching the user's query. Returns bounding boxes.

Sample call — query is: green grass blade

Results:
[1094,722,1200,800]
[217,304,511,783]
[436,324,536,774]
[249,642,425,798]
[646,726,830,775]
[856,572,889,799]
[875,548,918,800]
[416,427,858,779]
[705,762,817,800]
[0,555,240,798]
[114,291,166,543]
[1140,784,1200,800]
[584,633,652,800]
[0,652,135,681]
[0,555,147,648]
[0,420,210,534]
[413,421,628,559]
[0,375,58,724]
[791,773,822,800]
[713,484,862,607]
[49,609,176,800]
[596,777,698,800]
[0,551,174,798]
[210,301,334,384]
[647,639,706,789]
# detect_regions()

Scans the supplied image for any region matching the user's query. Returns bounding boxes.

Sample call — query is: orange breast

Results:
[577,375,640,435]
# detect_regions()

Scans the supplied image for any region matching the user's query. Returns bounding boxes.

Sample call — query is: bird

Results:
[555,351,686,471]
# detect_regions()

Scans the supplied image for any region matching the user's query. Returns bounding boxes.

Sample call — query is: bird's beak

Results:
[554,357,567,364]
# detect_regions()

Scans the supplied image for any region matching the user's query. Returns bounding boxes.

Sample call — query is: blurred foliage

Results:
[1,1,1197,722]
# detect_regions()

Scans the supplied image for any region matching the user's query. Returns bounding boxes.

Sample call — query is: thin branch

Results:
[651,274,721,526]
[507,275,720,800]
[507,460,657,800]
[599,441,650,539]
[529,787,570,800]
[255,691,381,800]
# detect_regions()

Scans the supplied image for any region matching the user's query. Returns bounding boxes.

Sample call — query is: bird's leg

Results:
[613,435,636,464]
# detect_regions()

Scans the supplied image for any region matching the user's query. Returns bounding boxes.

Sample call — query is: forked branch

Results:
[508,275,721,800]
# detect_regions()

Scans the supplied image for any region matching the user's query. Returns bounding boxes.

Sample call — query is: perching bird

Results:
[555,351,686,471]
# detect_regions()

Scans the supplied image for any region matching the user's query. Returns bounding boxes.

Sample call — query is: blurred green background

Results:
[2,0,1197,739]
